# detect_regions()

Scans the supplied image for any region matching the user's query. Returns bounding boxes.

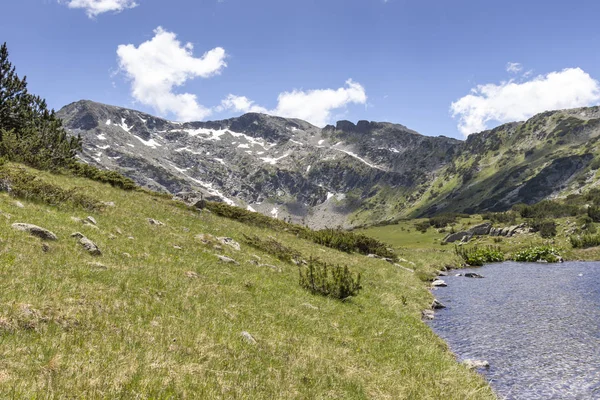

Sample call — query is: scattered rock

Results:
[464,272,484,278]
[13,201,24,209]
[217,237,241,251]
[463,359,490,369]
[71,232,102,256]
[217,255,239,265]
[101,201,115,207]
[122,252,132,258]
[12,223,58,241]
[88,262,107,270]
[455,273,463,277]
[241,331,257,345]
[395,263,415,273]
[438,270,448,276]
[108,233,116,239]
[422,310,435,320]
[431,279,447,287]
[301,303,319,310]
[442,231,472,244]
[85,216,97,225]
[127,236,135,240]
[185,271,199,279]
[367,254,379,258]
[195,233,215,244]
[431,299,446,309]
[41,243,50,252]
[148,218,164,226]
[173,245,183,250]
[115,228,123,235]
[259,263,281,272]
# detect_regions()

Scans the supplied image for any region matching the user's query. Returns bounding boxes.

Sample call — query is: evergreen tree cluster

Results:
[0,42,81,170]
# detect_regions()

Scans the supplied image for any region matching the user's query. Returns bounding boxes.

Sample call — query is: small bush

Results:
[588,205,600,222]
[570,234,600,249]
[512,246,562,263]
[299,258,362,300]
[242,234,301,263]
[482,211,517,225]
[414,221,429,233]
[68,162,137,190]
[455,245,504,266]
[530,219,557,238]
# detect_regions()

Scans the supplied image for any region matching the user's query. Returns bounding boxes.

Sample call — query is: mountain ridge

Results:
[57,100,600,228]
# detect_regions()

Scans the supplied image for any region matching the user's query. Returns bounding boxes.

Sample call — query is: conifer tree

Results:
[0,42,81,169]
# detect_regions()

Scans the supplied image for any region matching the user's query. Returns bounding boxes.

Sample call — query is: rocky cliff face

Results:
[58,100,459,228]
[58,100,600,227]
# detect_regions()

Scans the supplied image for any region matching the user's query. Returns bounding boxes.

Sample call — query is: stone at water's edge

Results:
[463,359,490,369]
[432,279,447,287]
[12,223,58,241]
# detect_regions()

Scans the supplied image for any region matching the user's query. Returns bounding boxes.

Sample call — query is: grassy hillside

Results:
[0,163,494,399]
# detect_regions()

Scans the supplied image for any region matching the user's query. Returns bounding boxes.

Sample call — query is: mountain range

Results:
[57,100,600,228]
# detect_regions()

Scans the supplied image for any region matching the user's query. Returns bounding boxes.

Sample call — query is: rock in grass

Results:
[241,331,257,345]
[217,237,241,251]
[217,255,239,265]
[185,271,199,279]
[71,232,102,256]
[85,216,97,225]
[12,223,58,241]
[13,201,24,208]
[148,218,164,226]
[463,359,490,369]
[431,279,447,287]
[422,310,435,320]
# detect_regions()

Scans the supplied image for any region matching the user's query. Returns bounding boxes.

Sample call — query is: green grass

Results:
[0,163,494,399]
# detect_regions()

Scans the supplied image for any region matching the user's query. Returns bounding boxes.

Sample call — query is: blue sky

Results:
[2,0,600,138]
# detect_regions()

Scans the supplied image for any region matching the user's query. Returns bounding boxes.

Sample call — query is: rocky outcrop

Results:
[443,231,472,244]
[12,223,58,241]
[489,223,529,237]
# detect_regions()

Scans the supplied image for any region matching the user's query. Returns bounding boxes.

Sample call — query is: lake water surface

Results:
[428,261,600,400]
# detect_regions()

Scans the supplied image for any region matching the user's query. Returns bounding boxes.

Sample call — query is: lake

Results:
[428,261,600,400]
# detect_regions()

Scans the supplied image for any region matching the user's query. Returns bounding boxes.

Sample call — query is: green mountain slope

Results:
[0,163,493,399]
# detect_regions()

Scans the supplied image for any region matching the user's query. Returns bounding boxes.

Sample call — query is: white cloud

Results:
[216,95,268,114]
[117,27,227,121]
[506,62,523,74]
[60,0,138,17]
[218,80,367,127]
[451,68,600,136]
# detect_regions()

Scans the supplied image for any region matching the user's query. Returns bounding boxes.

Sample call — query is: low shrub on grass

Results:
[242,234,302,263]
[512,246,562,263]
[455,245,504,266]
[68,162,137,190]
[298,258,362,300]
[482,211,517,225]
[570,234,600,249]
[530,219,557,238]
[206,202,397,259]
[0,166,100,210]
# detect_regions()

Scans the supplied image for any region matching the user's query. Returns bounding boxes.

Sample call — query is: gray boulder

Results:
[12,223,58,241]
[468,222,492,236]
[217,255,239,265]
[71,232,102,256]
[463,359,490,369]
[217,237,241,251]
[443,231,471,243]
[431,279,447,287]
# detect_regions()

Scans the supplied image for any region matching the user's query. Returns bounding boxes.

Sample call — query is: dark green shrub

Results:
[242,234,301,263]
[512,246,561,263]
[298,258,362,300]
[206,202,396,259]
[68,162,137,190]
[414,221,430,233]
[570,234,600,249]
[530,219,557,238]
[455,245,504,266]
[588,205,600,222]
[482,211,517,225]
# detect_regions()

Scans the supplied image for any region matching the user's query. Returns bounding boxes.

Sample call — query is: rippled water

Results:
[428,261,600,400]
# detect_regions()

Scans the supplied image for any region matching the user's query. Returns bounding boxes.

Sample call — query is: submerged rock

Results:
[422,310,435,320]
[431,299,446,309]
[463,359,490,369]
[464,273,484,278]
